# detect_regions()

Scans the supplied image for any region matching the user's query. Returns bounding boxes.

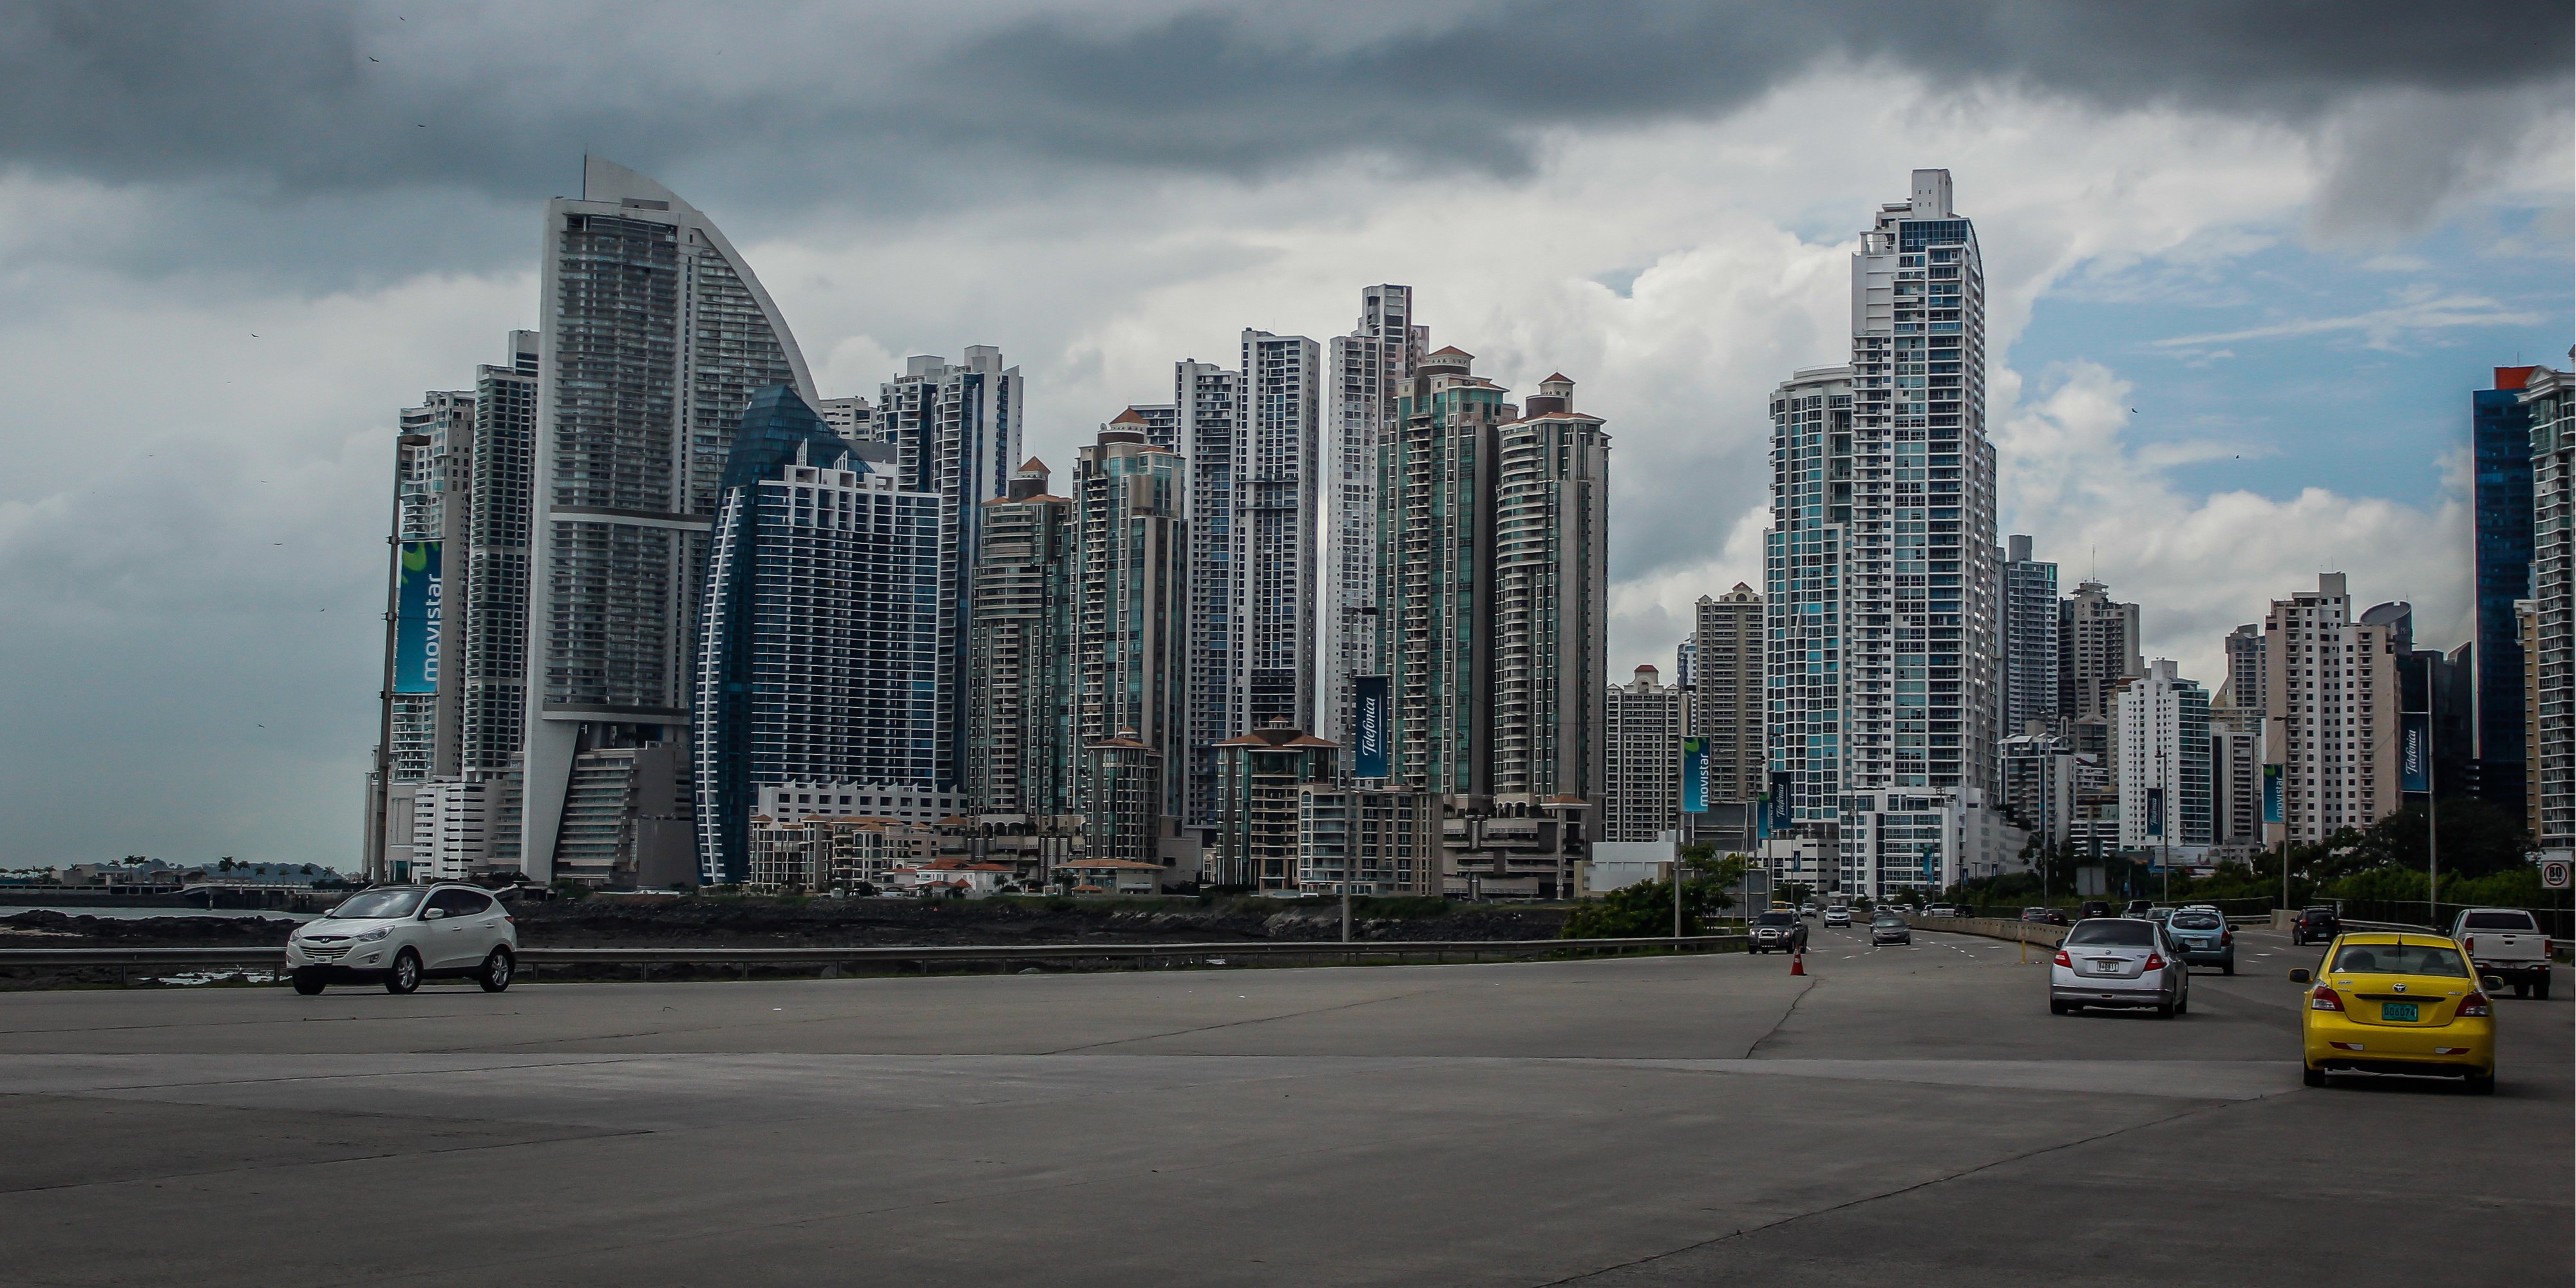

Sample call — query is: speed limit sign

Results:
[2544,858,2573,891]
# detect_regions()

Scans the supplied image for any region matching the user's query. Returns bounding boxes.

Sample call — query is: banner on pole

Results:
[1681,737,1707,814]
[392,540,443,694]
[1352,676,1390,779]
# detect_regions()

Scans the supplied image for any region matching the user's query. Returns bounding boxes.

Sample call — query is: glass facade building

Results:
[2474,366,2539,809]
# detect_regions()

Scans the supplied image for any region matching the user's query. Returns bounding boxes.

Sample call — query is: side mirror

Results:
[2287,969,2311,984]
[422,907,447,921]
[2484,976,2506,992]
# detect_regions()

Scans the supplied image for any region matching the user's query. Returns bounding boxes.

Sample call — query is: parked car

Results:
[2165,906,2235,974]
[1870,912,1912,945]
[287,884,518,995]
[2449,907,2553,999]
[2293,933,2495,1092]
[2291,905,2341,946]
[2050,918,2190,1017]
[1748,909,1808,954]
[1823,907,1853,928]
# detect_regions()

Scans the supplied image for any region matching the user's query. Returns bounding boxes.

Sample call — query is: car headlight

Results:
[355,926,393,943]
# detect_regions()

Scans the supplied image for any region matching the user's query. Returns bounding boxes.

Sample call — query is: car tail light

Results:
[2220,929,2232,945]
[2144,952,2165,971]
[2052,949,2072,968]
[2309,985,2344,1012]
[2457,992,2492,1018]
[2463,936,2473,954]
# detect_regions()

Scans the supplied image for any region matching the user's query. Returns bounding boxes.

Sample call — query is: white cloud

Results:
[2152,287,2543,352]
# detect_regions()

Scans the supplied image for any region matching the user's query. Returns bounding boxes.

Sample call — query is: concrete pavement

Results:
[1,925,2564,1285]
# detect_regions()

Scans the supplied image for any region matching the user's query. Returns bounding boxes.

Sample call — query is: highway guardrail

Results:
[1901,914,2069,947]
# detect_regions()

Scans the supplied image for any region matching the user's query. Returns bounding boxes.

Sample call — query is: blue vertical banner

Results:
[2146,786,2164,839]
[1352,676,1390,779]
[392,540,442,694]
[2399,713,2430,793]
[2262,764,2282,824]
[1681,737,1708,813]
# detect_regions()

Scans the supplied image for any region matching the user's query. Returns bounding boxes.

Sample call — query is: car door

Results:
[422,889,480,968]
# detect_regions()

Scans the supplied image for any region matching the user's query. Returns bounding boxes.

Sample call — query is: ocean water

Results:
[1,905,319,922]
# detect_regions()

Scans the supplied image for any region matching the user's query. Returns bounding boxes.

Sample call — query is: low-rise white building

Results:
[757,782,967,830]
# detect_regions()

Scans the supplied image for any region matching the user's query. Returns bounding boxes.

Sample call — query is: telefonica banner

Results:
[392,540,443,694]
[1681,737,1708,813]
[2399,713,2431,793]
[1352,676,1390,779]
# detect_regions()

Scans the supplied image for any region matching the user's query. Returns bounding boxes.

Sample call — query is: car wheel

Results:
[2537,977,2552,1000]
[2049,1000,2069,1015]
[478,947,515,993]
[2514,982,2530,998]
[2302,1065,2327,1088]
[2155,1002,2175,1019]
[2222,960,2235,976]
[291,969,327,996]
[2465,1070,2497,1095]
[2290,933,2302,947]
[384,949,422,995]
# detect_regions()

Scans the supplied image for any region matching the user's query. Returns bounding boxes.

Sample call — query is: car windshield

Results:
[1756,912,1795,926]
[1872,914,1906,925]
[2170,911,2223,930]
[2303,907,2336,917]
[328,889,425,920]
[2461,911,2537,931]
[2065,920,2155,947]
[2330,942,2469,978]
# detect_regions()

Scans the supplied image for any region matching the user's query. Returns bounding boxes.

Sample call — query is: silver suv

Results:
[287,884,518,995]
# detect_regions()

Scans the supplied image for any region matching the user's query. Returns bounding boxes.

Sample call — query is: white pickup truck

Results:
[2449,907,2553,999]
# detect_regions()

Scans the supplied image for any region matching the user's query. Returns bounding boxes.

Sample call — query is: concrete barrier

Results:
[1902,914,2069,947]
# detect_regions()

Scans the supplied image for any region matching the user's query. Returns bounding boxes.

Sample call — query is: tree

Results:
[2350,799,2532,882]
[1562,850,1747,940]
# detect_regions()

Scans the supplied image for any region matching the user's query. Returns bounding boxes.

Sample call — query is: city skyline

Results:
[0,5,2568,867]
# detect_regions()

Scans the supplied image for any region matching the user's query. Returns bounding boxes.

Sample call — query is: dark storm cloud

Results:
[0,0,2563,204]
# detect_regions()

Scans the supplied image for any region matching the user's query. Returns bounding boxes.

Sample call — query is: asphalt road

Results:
[1,923,2566,1287]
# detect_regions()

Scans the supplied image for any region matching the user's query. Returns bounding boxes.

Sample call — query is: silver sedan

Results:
[2049,918,2190,1018]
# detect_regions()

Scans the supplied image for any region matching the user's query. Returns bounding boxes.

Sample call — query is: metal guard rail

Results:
[0,934,1748,971]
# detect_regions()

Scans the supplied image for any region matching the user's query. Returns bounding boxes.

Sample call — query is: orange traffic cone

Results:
[1789,950,1806,976]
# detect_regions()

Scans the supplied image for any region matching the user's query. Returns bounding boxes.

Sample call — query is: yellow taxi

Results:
[2291,932,2496,1094]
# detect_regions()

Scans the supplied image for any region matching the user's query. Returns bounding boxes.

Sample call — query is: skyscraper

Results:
[874,348,1026,790]
[1075,417,1190,824]
[1378,351,1609,812]
[458,332,541,780]
[1178,359,1240,826]
[2219,623,2266,715]
[2474,365,2540,811]
[2002,534,2059,734]
[967,459,1078,822]
[1318,286,1417,748]
[519,158,815,883]
[2116,659,2211,850]
[386,388,473,788]
[1765,169,1999,895]
[1692,585,1765,807]
[2060,578,2142,772]
[1234,330,1323,733]
[2521,356,2574,849]
[1603,665,1686,842]
[2262,574,2402,844]
[690,387,941,884]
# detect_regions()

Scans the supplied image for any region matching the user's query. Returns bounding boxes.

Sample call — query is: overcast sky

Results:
[0,1,2568,868]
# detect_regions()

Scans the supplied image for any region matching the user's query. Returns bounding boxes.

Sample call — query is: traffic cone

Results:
[1789,950,1806,976]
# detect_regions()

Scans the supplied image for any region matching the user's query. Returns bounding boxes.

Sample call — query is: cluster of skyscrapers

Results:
[365,159,2570,902]
[366,159,1608,896]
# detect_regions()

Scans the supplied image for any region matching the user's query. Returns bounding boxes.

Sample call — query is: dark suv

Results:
[1748,910,1808,954]
[2290,906,2340,946]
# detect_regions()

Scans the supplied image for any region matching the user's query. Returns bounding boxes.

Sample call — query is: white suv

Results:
[287,884,518,995]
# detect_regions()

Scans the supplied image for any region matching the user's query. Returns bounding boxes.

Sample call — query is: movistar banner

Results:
[2145,786,2164,838]
[2399,713,2431,793]
[2262,764,2282,824]
[392,540,443,694]
[1352,676,1389,779]
[1682,737,1707,813]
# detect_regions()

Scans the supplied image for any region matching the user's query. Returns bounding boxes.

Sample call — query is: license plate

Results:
[2088,960,2121,974]
[2381,1002,2419,1023]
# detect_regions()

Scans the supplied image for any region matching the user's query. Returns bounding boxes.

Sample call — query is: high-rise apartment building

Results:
[385,388,473,787]
[2219,623,2266,715]
[1075,419,1190,824]
[1998,725,2075,846]
[1178,359,1240,826]
[1297,786,1439,896]
[518,159,814,883]
[967,459,1077,822]
[2209,705,2266,848]
[1318,286,1417,748]
[1674,633,1696,688]
[1212,721,1339,890]
[1378,352,1609,812]
[690,388,941,884]
[874,348,1025,790]
[2116,659,2211,851]
[2002,534,2059,734]
[2060,580,2142,723]
[458,332,541,781]
[2262,573,2403,844]
[1234,330,1323,733]
[2523,357,2575,849]
[2474,366,2540,811]
[1603,665,1687,842]
[1692,585,1765,804]
[1763,170,2000,882]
